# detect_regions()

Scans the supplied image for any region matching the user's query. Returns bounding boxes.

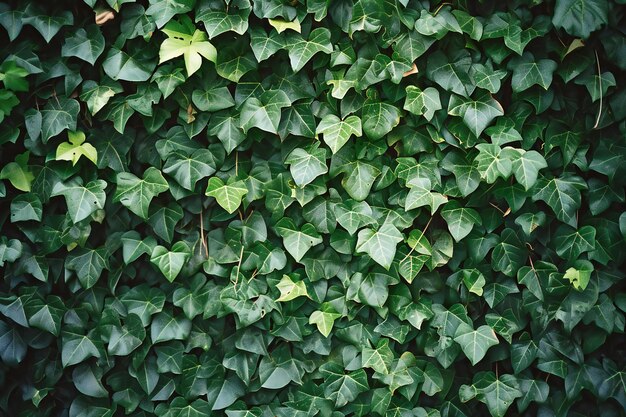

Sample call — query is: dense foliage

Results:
[0,0,625,416]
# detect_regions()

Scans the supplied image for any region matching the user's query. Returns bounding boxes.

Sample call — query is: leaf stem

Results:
[593,50,602,129]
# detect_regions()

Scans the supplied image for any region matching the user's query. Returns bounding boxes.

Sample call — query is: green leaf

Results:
[461,372,523,417]
[532,174,587,227]
[61,25,105,65]
[249,27,285,62]
[285,28,332,72]
[62,330,101,367]
[205,177,248,214]
[1,152,34,192]
[552,0,608,38]
[10,193,42,222]
[114,167,169,219]
[0,237,22,267]
[108,314,146,356]
[461,269,486,296]
[163,149,221,191]
[441,201,482,242]
[454,324,499,366]
[405,178,448,214]
[320,363,369,407]
[448,92,504,137]
[146,0,195,29]
[40,98,80,143]
[316,114,362,154]
[362,100,401,140]
[23,7,73,43]
[151,64,185,99]
[404,86,442,121]
[511,150,547,190]
[285,143,328,187]
[426,50,474,97]
[564,259,594,291]
[80,79,123,116]
[150,242,191,282]
[554,225,596,262]
[275,218,323,262]
[66,248,108,289]
[356,223,403,270]
[362,339,394,375]
[240,90,291,134]
[51,179,106,224]
[103,46,157,82]
[341,160,381,201]
[196,5,250,39]
[509,53,558,93]
[192,86,235,112]
[150,310,192,343]
[474,144,517,184]
[120,285,165,326]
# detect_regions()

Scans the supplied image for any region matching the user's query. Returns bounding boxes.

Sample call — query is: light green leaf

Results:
[564,259,594,291]
[362,339,394,375]
[55,131,98,166]
[309,307,341,337]
[275,218,323,262]
[404,86,442,121]
[286,27,332,72]
[159,17,217,76]
[0,152,35,192]
[276,274,309,302]
[356,223,403,270]
[285,143,328,187]
[317,114,362,154]
[341,160,381,201]
[205,177,248,214]
[80,79,123,116]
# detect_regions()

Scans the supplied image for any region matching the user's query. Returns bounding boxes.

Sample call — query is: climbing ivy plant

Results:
[0,0,625,416]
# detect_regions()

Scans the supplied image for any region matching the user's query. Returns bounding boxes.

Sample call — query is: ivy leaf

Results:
[163,148,221,191]
[61,330,101,368]
[454,323,499,366]
[146,0,195,29]
[474,144,517,184]
[196,4,250,39]
[285,28,332,72]
[205,177,248,214]
[362,99,401,140]
[426,50,474,97]
[39,98,80,143]
[113,167,170,219]
[510,150,547,190]
[285,143,328,187]
[405,178,448,214]
[23,6,73,43]
[249,27,285,62]
[0,5,24,41]
[61,25,105,65]
[151,64,185,99]
[509,53,558,93]
[55,131,98,166]
[441,201,482,242]
[564,259,594,291]
[103,47,157,82]
[240,90,291,134]
[461,372,523,417]
[159,16,217,76]
[276,275,309,302]
[532,174,587,227]
[80,79,123,116]
[10,193,42,222]
[150,310,192,343]
[51,178,106,224]
[192,86,235,112]
[316,114,362,154]
[121,231,157,264]
[0,237,22,267]
[554,225,596,262]
[275,218,323,262]
[341,161,381,201]
[448,92,504,137]
[356,223,403,270]
[552,0,608,38]
[150,242,191,282]
[362,339,394,375]
[309,306,341,338]
[403,86,442,121]
[65,248,108,289]
[0,151,35,192]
